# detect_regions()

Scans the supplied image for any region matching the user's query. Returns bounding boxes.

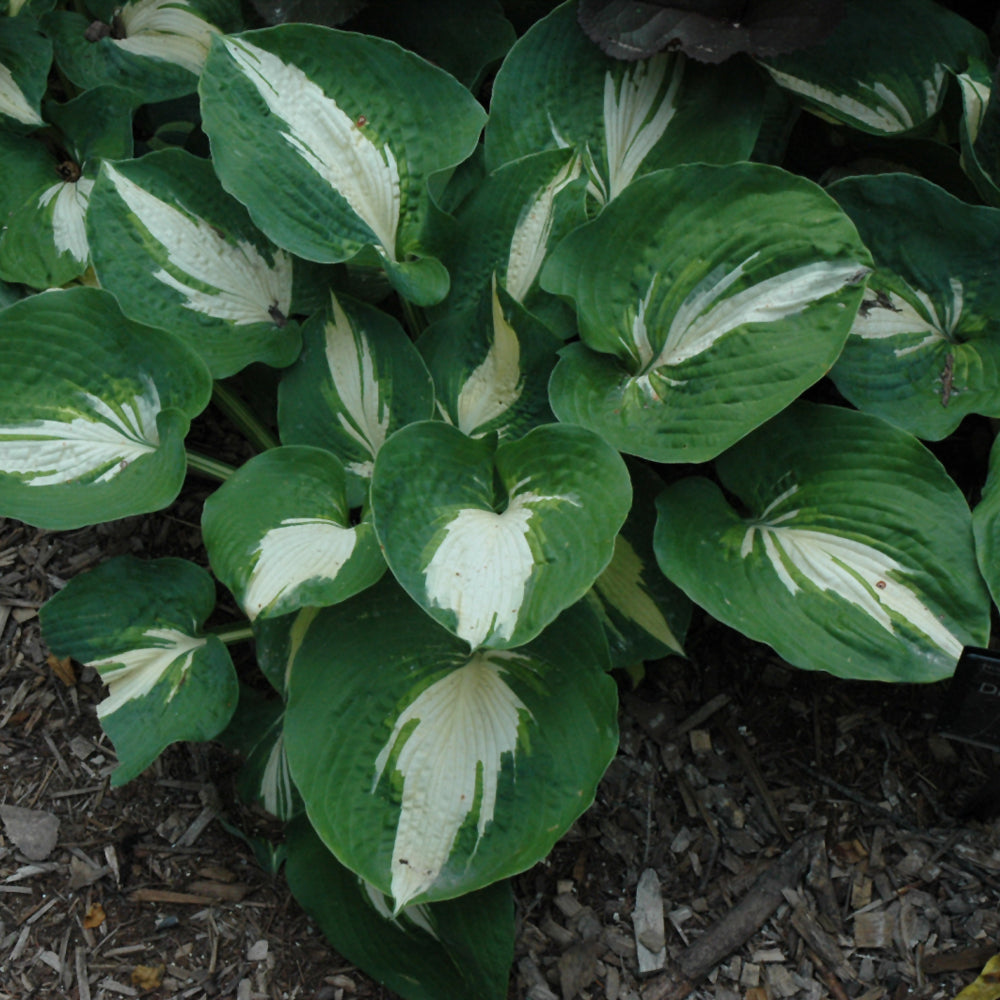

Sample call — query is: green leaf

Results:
[956,57,1000,207]
[0,287,212,529]
[88,149,301,378]
[485,1,764,203]
[284,579,617,908]
[371,421,631,650]
[545,163,871,463]
[828,173,1000,440]
[655,403,990,683]
[419,279,560,440]
[41,555,238,785]
[286,817,514,1000]
[199,24,486,304]
[277,293,435,508]
[44,0,240,103]
[973,435,1000,614]
[202,446,386,620]
[588,461,690,669]
[0,14,50,128]
[760,0,989,136]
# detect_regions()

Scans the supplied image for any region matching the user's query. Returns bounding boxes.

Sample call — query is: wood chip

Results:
[634,868,667,974]
[0,805,59,861]
[854,908,894,949]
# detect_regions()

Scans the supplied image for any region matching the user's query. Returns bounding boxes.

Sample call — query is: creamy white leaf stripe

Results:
[324,294,389,480]
[603,54,684,202]
[115,0,219,76]
[88,627,207,718]
[456,276,523,437]
[741,485,963,658]
[102,162,293,325]
[505,157,581,301]
[361,880,438,939]
[38,178,95,265]
[853,278,963,358]
[373,650,532,910]
[242,517,357,620]
[0,60,43,125]
[594,536,683,654]
[764,65,947,133]
[958,71,990,144]
[629,258,865,396]
[0,380,160,485]
[423,483,581,648]
[222,37,400,260]
[260,730,295,818]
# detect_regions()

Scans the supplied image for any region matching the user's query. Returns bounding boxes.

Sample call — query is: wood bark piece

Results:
[0,804,59,861]
[641,834,817,1000]
[634,868,667,973]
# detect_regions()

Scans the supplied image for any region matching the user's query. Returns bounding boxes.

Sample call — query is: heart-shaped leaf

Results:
[88,148,301,378]
[655,403,990,683]
[199,24,486,304]
[0,287,212,529]
[41,555,238,785]
[371,420,632,650]
[286,817,515,1000]
[545,162,871,463]
[485,1,764,203]
[284,578,617,908]
[828,173,1000,440]
[202,445,385,621]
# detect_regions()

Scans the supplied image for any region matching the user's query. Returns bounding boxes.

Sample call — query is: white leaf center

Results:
[116,0,218,76]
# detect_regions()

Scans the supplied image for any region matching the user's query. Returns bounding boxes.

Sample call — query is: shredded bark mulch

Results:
[2,506,999,1000]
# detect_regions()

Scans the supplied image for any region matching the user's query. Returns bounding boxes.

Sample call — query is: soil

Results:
[2,479,1000,1000]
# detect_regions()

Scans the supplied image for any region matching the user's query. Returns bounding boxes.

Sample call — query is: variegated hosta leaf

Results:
[199,24,486,305]
[545,162,871,463]
[587,462,690,670]
[202,446,385,621]
[430,149,588,336]
[40,556,238,785]
[485,1,763,203]
[43,0,240,102]
[278,293,435,508]
[0,15,50,127]
[88,149,301,378]
[760,0,990,136]
[654,403,990,683]
[286,817,515,1000]
[974,435,1000,613]
[0,287,212,529]
[956,57,1000,207]
[419,278,560,441]
[284,579,617,908]
[371,421,631,650]
[827,173,1000,441]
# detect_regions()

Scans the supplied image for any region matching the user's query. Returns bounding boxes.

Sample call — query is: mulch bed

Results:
[2,505,999,1000]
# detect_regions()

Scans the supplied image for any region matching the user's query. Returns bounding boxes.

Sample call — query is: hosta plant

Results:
[3,0,999,996]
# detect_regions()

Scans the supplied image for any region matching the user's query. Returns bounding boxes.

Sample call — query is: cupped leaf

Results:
[44,0,239,103]
[278,293,435,508]
[284,578,617,909]
[40,555,238,785]
[419,278,560,440]
[655,403,990,683]
[0,286,212,529]
[0,14,50,127]
[587,461,690,669]
[371,420,631,650]
[88,149,301,378]
[431,148,588,333]
[973,435,1000,613]
[485,1,764,202]
[545,163,871,463]
[199,24,486,304]
[202,446,385,620]
[828,173,1000,440]
[760,0,989,136]
[286,817,515,1000]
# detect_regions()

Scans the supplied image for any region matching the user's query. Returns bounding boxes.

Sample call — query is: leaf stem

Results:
[207,623,255,645]
[186,450,238,481]
[398,296,427,339]
[212,382,280,452]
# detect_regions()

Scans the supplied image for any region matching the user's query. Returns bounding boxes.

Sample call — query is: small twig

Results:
[669,693,730,739]
[720,717,793,843]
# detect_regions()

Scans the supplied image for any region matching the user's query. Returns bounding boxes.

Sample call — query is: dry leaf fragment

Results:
[46,653,76,686]
[131,963,166,990]
[955,955,1000,1000]
[83,902,106,929]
